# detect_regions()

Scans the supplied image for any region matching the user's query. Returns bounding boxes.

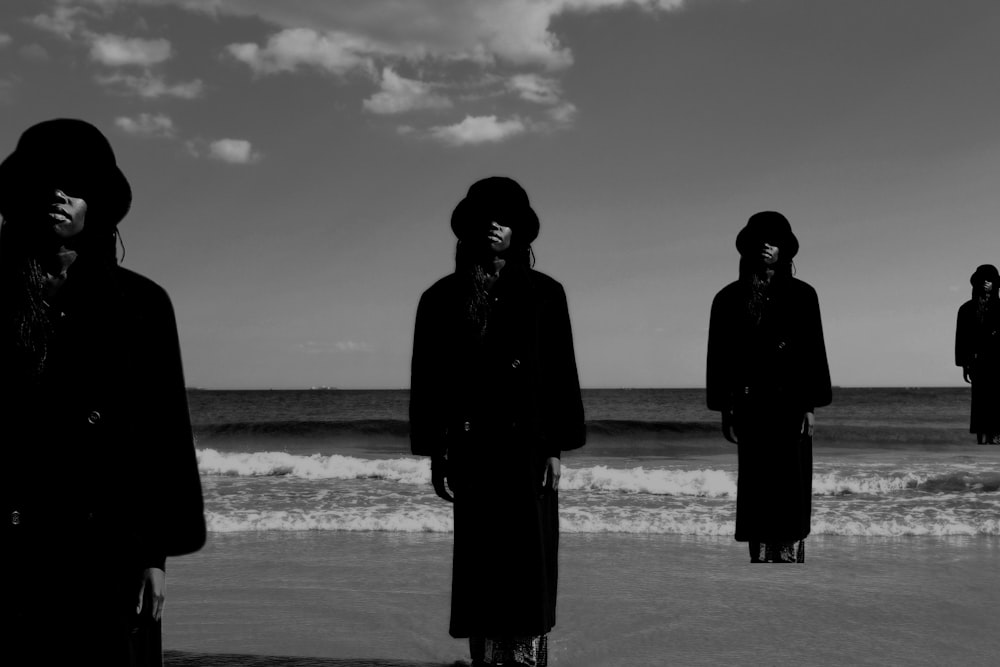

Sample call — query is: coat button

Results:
[511,358,521,369]
[87,410,101,425]
[11,511,20,526]
[463,421,471,432]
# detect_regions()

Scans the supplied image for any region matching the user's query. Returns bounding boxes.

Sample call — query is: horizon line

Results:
[185,385,970,391]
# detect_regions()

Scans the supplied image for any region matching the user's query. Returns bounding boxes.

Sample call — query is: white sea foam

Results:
[811,471,932,495]
[196,450,992,498]
[205,509,454,533]
[203,503,1000,536]
[197,448,430,484]
[561,465,736,497]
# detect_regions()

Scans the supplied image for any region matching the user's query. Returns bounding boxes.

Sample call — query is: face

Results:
[47,188,88,240]
[761,242,780,266]
[983,280,994,294]
[487,221,512,253]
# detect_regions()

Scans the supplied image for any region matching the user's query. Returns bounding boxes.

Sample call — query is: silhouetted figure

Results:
[0,119,206,665]
[955,264,1000,444]
[707,211,832,563]
[410,177,585,666]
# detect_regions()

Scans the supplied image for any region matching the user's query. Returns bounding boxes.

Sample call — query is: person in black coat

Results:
[0,119,206,665]
[955,264,1000,444]
[706,211,832,563]
[410,176,585,666]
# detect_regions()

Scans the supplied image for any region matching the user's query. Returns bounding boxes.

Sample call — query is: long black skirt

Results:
[734,404,812,543]
[447,437,558,639]
[970,358,1000,435]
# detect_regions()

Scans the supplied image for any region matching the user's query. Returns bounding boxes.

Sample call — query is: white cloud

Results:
[19,44,51,61]
[430,115,527,146]
[208,138,260,164]
[363,68,451,115]
[0,78,15,105]
[90,34,172,66]
[548,102,578,124]
[0,34,12,48]
[335,340,372,352]
[115,113,175,137]
[227,28,378,76]
[52,0,688,141]
[508,73,562,104]
[29,6,86,40]
[97,72,203,98]
[78,0,683,69]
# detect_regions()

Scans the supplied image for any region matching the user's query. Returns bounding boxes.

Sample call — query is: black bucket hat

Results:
[970,264,1000,286]
[450,176,539,248]
[736,210,799,260]
[0,118,132,229]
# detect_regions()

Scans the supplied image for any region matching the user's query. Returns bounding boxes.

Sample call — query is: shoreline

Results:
[163,532,999,666]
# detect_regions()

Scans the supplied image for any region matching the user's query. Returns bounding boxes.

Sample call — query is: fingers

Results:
[136,583,145,616]
[542,470,560,492]
[542,459,561,494]
[151,592,165,622]
[432,478,454,503]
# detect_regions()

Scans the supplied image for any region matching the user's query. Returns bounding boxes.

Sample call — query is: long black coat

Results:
[707,275,831,543]
[410,265,584,638]
[955,298,1000,433]
[1,266,206,665]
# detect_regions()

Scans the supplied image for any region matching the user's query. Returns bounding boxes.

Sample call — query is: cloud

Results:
[362,68,451,115]
[296,340,372,353]
[208,138,261,164]
[115,113,175,137]
[90,34,172,66]
[508,74,562,105]
[334,340,372,352]
[226,28,378,76]
[0,34,11,48]
[0,78,15,105]
[430,115,527,146]
[51,0,687,141]
[96,72,203,98]
[75,0,684,69]
[548,102,578,124]
[29,5,86,40]
[19,44,51,61]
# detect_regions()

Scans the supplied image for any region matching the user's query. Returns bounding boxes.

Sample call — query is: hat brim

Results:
[971,265,1000,285]
[450,196,539,247]
[0,150,132,228]
[735,226,799,260]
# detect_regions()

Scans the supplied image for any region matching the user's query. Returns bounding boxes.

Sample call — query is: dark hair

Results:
[454,240,534,271]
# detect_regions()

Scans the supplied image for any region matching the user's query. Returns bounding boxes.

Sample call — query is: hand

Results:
[541,457,561,494]
[801,412,815,438]
[722,409,739,444]
[431,455,453,503]
[137,567,165,622]
[963,366,972,384]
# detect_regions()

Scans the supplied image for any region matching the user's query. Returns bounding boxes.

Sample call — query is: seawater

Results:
[189,388,1000,538]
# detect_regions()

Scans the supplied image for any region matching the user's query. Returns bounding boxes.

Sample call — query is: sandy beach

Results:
[162,532,999,666]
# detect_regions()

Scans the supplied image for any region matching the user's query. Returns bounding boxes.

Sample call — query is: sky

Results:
[1,0,998,389]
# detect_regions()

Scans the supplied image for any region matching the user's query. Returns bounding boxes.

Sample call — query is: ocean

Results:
[162,388,1000,666]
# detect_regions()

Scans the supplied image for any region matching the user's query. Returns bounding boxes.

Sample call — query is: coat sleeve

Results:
[409,290,447,457]
[706,289,731,412]
[802,285,833,409]
[540,282,585,457]
[141,287,206,561]
[955,302,973,367]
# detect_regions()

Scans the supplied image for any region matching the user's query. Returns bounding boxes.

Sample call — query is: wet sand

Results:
[163,532,999,666]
